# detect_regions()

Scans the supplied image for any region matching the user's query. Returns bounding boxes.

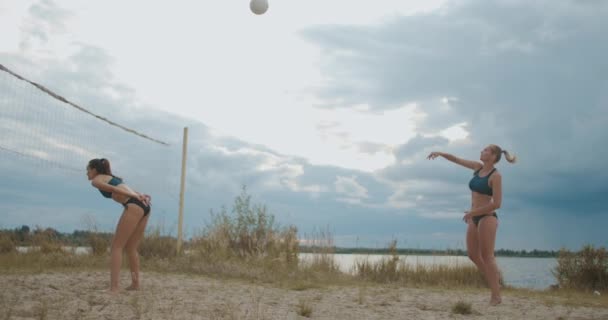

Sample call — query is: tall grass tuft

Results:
[353,240,489,288]
[0,233,16,254]
[31,227,64,254]
[451,301,473,315]
[553,245,608,291]
[83,216,109,256]
[139,225,177,259]
[296,299,313,318]
[189,186,298,269]
[88,233,109,256]
[299,226,340,274]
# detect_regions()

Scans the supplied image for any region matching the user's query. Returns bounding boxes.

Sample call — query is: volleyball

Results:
[250,0,269,15]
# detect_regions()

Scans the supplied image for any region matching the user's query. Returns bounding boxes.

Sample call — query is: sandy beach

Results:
[1,272,607,320]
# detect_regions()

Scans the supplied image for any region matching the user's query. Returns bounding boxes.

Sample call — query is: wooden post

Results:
[177,127,188,254]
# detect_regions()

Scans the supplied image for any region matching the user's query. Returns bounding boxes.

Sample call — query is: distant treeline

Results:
[2,226,558,257]
[300,246,560,258]
[0,225,113,246]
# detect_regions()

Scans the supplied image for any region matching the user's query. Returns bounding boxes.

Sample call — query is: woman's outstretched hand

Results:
[427,152,442,160]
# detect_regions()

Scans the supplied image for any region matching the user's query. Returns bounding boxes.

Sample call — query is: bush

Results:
[190,186,298,267]
[0,233,16,254]
[32,227,64,254]
[553,245,608,291]
[139,226,177,258]
[88,233,109,256]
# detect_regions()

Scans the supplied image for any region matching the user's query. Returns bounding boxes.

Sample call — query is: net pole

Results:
[176,126,188,254]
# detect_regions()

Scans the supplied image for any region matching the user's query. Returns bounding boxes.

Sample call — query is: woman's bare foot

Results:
[126,284,140,291]
[490,296,502,306]
[109,288,120,295]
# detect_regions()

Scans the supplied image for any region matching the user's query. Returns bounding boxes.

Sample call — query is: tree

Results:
[15,225,31,243]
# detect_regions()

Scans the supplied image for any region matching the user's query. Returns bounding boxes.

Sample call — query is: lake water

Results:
[16,246,91,255]
[16,247,557,290]
[300,253,557,290]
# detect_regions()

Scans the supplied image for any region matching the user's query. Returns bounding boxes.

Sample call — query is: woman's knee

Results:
[468,253,483,265]
[125,243,139,255]
[481,251,495,262]
[111,241,125,251]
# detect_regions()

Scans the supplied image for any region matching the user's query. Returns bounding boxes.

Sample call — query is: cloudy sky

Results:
[1,0,606,250]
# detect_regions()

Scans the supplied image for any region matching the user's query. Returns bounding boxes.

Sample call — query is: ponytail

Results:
[491,144,517,164]
[502,150,517,164]
[100,158,113,175]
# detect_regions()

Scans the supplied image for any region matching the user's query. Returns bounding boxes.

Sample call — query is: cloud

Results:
[394,134,449,160]
[297,0,608,250]
[2,0,607,250]
[421,212,464,220]
[1,1,341,234]
[355,141,390,155]
[2,6,374,238]
[334,175,369,201]
[20,0,71,51]
[304,0,608,219]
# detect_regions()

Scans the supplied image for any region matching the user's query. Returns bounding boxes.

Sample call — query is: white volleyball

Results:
[250,0,269,15]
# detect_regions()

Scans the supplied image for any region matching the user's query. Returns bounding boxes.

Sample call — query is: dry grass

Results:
[0,251,106,273]
[0,234,15,254]
[83,216,110,256]
[188,187,299,268]
[88,233,109,256]
[0,191,503,295]
[31,228,64,254]
[296,298,313,318]
[3,244,608,311]
[553,245,608,291]
[2,188,608,312]
[151,188,344,287]
[287,279,322,291]
[0,189,334,284]
[353,240,489,288]
[451,300,473,315]
[139,226,177,258]
[299,226,340,273]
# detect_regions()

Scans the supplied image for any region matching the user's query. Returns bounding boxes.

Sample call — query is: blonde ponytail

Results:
[502,150,517,164]
[490,144,517,164]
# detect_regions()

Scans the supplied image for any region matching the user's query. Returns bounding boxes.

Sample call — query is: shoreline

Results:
[9,248,559,291]
[12,246,560,259]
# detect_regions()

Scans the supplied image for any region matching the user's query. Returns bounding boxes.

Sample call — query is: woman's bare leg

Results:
[125,211,149,290]
[479,216,501,305]
[110,207,144,293]
[466,221,485,274]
